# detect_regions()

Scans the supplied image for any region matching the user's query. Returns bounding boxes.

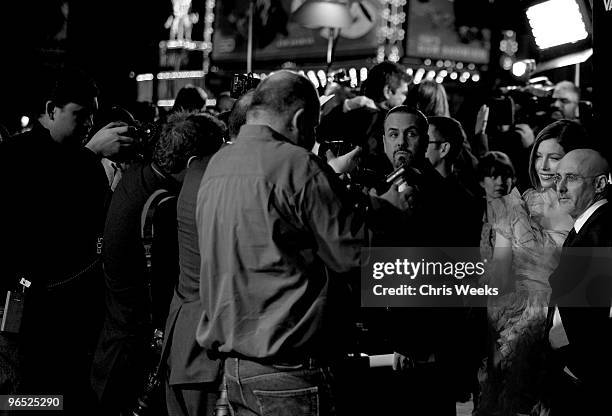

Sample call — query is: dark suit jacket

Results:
[162,157,222,386]
[549,202,612,387]
[91,163,179,408]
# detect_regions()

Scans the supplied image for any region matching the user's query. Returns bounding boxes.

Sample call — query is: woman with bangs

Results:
[476,120,591,416]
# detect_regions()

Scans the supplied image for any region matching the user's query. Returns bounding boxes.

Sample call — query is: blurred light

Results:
[157,70,205,80]
[307,71,320,88]
[439,70,448,77]
[318,70,328,87]
[501,56,514,70]
[456,62,464,69]
[472,74,481,82]
[512,61,527,77]
[450,72,458,80]
[348,68,358,88]
[435,77,444,84]
[413,68,425,84]
[136,73,154,82]
[467,63,475,70]
[424,58,432,66]
[20,116,29,127]
[436,60,444,67]
[461,71,470,79]
[526,0,588,50]
[459,77,467,83]
[406,68,414,76]
[298,70,306,76]
[444,60,452,67]
[360,67,368,82]
[157,99,175,107]
[426,70,436,80]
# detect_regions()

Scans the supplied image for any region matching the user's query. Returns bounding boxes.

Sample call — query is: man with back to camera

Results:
[544,149,612,415]
[0,67,134,411]
[159,110,228,416]
[194,70,369,415]
[91,112,226,414]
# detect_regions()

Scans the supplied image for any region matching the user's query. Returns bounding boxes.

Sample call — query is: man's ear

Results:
[594,174,608,195]
[383,85,392,101]
[45,101,56,120]
[291,108,304,132]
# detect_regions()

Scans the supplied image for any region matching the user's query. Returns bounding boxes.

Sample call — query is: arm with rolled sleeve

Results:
[298,162,366,274]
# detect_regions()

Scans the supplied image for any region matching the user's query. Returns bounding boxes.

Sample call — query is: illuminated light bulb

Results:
[317,70,327,87]
[450,72,458,80]
[512,61,527,77]
[413,68,425,84]
[360,67,368,82]
[307,71,320,88]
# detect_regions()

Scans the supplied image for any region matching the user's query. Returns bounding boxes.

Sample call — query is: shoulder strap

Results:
[141,189,177,274]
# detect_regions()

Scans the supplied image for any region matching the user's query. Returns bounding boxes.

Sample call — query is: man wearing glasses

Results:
[546,149,612,414]
[550,81,580,121]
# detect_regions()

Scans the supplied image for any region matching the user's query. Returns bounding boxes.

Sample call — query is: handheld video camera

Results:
[230,73,261,99]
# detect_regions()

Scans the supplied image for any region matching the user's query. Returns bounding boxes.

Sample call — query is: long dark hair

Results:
[528,119,591,189]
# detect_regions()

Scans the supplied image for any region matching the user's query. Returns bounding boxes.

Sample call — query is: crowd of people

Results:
[0,61,610,416]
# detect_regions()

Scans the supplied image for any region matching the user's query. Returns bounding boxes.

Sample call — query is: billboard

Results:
[405,0,491,64]
[212,0,382,62]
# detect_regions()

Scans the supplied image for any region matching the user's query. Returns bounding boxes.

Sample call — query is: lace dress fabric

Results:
[476,188,572,416]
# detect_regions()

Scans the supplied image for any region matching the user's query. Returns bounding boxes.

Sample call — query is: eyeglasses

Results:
[552,173,606,185]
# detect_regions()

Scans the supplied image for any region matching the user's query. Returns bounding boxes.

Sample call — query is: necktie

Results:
[563,227,578,247]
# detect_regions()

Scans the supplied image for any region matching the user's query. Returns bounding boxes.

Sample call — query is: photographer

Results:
[0,67,133,412]
[91,112,225,415]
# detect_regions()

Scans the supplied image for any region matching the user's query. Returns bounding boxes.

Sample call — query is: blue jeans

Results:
[224,358,336,416]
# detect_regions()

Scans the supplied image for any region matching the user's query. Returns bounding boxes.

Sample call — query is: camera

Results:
[496,81,555,128]
[318,139,356,159]
[230,73,261,99]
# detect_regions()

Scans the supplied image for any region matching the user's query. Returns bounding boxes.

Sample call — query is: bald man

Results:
[194,71,365,416]
[546,149,612,414]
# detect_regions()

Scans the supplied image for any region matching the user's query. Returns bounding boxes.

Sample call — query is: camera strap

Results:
[140,188,177,326]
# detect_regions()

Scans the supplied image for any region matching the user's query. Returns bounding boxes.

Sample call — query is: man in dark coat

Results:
[0,67,132,412]
[546,149,612,415]
[91,112,223,414]
[161,114,225,416]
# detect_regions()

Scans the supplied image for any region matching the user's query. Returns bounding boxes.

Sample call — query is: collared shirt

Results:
[195,124,364,360]
[550,199,610,351]
[574,199,608,233]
